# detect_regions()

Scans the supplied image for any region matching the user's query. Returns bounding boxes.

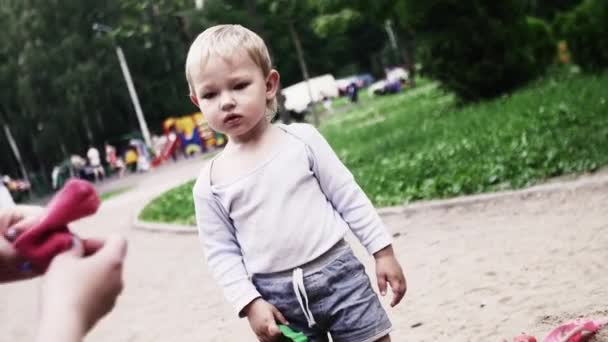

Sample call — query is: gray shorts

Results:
[252,241,392,342]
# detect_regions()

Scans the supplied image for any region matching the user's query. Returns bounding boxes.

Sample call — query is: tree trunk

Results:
[401,32,416,88]
[82,107,94,143]
[392,17,417,88]
[387,18,416,87]
[288,20,319,126]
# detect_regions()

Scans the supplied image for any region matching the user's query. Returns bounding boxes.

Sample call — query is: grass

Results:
[138,180,196,226]
[322,68,608,206]
[100,187,132,201]
[138,68,608,224]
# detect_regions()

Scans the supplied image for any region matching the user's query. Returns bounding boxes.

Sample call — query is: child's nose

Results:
[220,93,236,111]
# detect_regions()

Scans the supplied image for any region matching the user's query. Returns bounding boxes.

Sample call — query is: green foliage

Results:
[320,70,608,206]
[525,0,584,21]
[308,0,414,76]
[312,8,362,37]
[139,180,196,226]
[1,0,390,190]
[526,16,556,67]
[403,1,555,101]
[0,0,194,189]
[142,70,608,224]
[100,187,132,201]
[555,0,608,71]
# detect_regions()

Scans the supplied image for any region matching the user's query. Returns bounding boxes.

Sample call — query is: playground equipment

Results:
[152,112,226,167]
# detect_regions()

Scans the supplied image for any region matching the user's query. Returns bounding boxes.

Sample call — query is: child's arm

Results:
[193,191,261,316]
[301,125,391,255]
[301,125,407,306]
[194,191,287,339]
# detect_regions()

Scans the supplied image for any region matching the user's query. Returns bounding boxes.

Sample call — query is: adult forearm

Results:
[36,311,86,342]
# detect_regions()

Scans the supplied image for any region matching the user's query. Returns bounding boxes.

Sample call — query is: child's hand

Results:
[374,245,407,307]
[243,298,289,342]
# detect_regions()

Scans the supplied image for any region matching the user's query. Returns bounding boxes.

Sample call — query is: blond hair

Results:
[185,24,277,117]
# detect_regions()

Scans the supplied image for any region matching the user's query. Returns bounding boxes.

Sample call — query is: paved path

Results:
[1,158,607,341]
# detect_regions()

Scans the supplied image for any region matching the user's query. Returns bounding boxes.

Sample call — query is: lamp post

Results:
[92,23,152,148]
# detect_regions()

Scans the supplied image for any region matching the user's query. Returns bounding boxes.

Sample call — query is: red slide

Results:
[152,136,178,167]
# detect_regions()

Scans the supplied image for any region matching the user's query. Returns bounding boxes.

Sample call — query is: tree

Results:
[0,0,399,194]
[401,0,555,101]
[525,0,584,21]
[310,0,417,85]
[555,0,608,71]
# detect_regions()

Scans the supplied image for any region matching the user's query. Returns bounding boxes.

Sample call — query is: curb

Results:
[132,170,608,234]
[131,191,198,234]
[377,171,608,217]
[132,218,197,234]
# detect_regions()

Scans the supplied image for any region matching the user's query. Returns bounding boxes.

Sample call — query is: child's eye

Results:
[202,92,217,99]
[234,82,249,90]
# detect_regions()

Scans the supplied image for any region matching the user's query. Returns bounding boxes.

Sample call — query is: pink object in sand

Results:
[513,334,538,342]
[543,318,607,342]
[13,179,100,273]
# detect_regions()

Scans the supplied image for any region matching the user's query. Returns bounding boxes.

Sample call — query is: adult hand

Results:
[0,207,42,282]
[36,235,127,342]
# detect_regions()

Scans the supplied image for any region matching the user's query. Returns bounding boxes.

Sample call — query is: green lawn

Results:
[139,68,608,224]
[138,180,196,226]
[100,187,132,201]
[322,69,608,206]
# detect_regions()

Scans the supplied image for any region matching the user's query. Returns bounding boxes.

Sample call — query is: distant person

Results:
[346,81,359,103]
[321,93,333,114]
[128,139,151,172]
[0,178,15,209]
[0,208,127,342]
[123,147,136,173]
[104,143,125,178]
[51,166,62,190]
[186,24,406,342]
[168,127,179,162]
[70,154,87,179]
[86,146,105,182]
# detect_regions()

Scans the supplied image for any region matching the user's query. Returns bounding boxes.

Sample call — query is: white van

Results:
[281,74,339,113]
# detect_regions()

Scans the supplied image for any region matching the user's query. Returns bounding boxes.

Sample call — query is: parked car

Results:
[368,67,409,96]
[336,73,375,96]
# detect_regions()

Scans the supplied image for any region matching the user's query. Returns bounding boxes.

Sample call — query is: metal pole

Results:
[115,46,152,148]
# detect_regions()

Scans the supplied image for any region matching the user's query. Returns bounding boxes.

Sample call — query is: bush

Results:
[526,16,556,67]
[403,1,555,101]
[555,0,608,71]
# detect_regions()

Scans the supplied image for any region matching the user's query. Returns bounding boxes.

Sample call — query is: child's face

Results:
[189,51,278,139]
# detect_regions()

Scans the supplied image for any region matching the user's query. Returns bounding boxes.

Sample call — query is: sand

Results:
[0,161,606,342]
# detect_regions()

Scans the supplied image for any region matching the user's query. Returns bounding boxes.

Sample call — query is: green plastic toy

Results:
[279,324,308,342]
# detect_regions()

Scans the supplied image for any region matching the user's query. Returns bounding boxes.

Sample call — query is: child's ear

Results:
[265,70,280,99]
[190,95,199,107]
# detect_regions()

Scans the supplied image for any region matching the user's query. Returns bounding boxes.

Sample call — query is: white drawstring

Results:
[292,268,316,328]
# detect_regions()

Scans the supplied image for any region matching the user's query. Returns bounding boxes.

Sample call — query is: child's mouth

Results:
[224,114,242,126]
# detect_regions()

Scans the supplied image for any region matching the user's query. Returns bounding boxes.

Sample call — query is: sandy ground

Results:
[1,157,606,342]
